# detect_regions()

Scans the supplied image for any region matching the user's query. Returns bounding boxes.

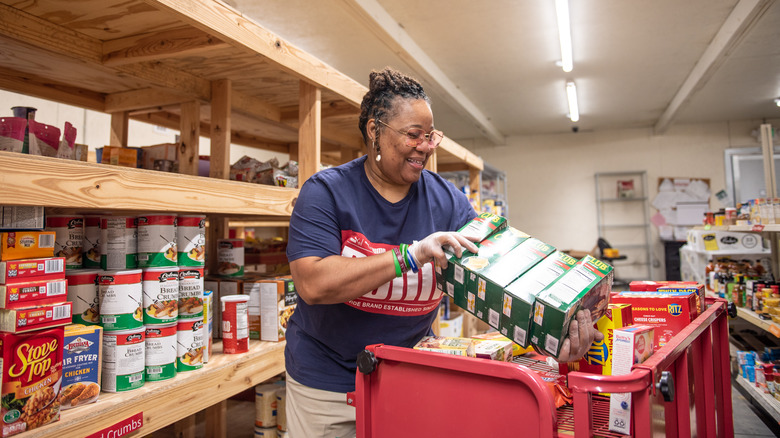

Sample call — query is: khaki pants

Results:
[286,375,356,438]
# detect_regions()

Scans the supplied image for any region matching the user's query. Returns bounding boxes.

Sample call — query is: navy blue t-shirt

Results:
[285,156,475,393]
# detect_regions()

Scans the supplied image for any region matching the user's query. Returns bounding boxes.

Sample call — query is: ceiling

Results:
[227,0,780,145]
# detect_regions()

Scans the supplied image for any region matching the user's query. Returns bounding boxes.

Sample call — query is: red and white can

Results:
[221,294,249,354]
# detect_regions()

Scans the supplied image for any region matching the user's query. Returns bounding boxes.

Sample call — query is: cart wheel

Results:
[656,371,675,402]
[357,349,378,374]
[727,302,738,318]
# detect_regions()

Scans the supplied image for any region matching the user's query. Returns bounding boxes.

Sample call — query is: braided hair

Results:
[358,67,430,147]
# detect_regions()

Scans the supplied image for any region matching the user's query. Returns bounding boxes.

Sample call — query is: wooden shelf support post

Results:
[205,400,227,438]
[179,100,201,176]
[110,111,129,147]
[298,80,321,186]
[210,78,232,180]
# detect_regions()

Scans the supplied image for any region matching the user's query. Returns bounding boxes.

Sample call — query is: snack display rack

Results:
[349,298,733,437]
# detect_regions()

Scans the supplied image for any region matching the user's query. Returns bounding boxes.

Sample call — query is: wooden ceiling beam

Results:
[105,88,193,113]
[103,27,230,66]
[0,67,106,112]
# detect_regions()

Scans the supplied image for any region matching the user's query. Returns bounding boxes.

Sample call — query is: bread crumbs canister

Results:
[177,215,206,267]
[178,267,204,319]
[98,269,143,331]
[145,322,177,382]
[102,326,145,392]
[100,216,137,270]
[45,215,84,269]
[66,269,100,325]
[217,238,244,277]
[222,294,250,354]
[142,267,179,325]
[136,214,177,268]
[177,317,204,372]
[82,215,102,269]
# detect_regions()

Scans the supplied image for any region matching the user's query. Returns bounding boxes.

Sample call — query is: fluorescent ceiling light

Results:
[566,81,579,122]
[555,0,573,72]
[775,98,780,107]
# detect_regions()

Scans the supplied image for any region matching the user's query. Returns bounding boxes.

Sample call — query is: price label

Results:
[85,412,143,438]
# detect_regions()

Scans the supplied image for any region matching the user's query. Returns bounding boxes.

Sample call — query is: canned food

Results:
[177,317,204,372]
[100,217,137,270]
[83,215,102,269]
[217,238,244,277]
[145,323,177,382]
[222,294,250,354]
[46,215,84,269]
[102,327,145,392]
[98,269,143,331]
[178,267,204,318]
[177,215,206,267]
[66,269,100,325]
[137,214,177,268]
[142,267,179,324]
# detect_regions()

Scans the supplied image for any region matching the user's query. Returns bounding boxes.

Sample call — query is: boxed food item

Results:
[244,276,297,342]
[0,302,72,333]
[0,232,56,261]
[472,331,533,357]
[686,229,764,253]
[609,325,655,435]
[531,255,614,357]
[100,146,139,168]
[0,257,65,285]
[561,303,633,381]
[413,335,475,357]
[0,207,44,231]
[629,280,705,313]
[467,238,555,329]
[61,324,102,409]
[500,251,578,347]
[0,327,64,436]
[610,290,698,349]
[141,143,178,170]
[0,279,68,309]
[657,284,705,314]
[471,336,513,361]
[438,226,528,311]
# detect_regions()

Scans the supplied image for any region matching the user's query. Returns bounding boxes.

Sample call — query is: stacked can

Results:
[142,266,179,382]
[137,214,178,268]
[100,217,137,270]
[177,215,206,267]
[45,215,84,269]
[66,269,100,325]
[177,266,205,372]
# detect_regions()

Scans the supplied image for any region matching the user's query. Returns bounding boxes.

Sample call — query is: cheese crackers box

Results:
[0,232,55,261]
[244,276,297,342]
[561,303,633,383]
[61,324,102,409]
[609,325,655,435]
[500,251,578,347]
[467,238,555,329]
[531,255,613,357]
[438,226,528,311]
[413,335,475,357]
[0,257,65,285]
[610,290,698,349]
[0,327,64,436]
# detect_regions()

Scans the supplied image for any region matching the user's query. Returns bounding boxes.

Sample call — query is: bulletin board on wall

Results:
[652,177,711,241]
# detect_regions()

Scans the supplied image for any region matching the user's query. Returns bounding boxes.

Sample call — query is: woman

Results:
[284,67,599,438]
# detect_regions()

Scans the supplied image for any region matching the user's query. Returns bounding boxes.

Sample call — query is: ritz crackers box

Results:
[629,280,705,313]
[467,238,555,330]
[61,324,102,410]
[610,290,699,349]
[435,213,508,299]
[501,251,578,347]
[0,327,65,436]
[531,255,614,357]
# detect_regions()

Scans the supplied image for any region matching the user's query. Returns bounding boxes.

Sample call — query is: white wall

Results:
[467,118,780,280]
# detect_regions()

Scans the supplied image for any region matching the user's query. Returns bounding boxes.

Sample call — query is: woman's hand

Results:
[556,309,603,363]
[409,231,480,267]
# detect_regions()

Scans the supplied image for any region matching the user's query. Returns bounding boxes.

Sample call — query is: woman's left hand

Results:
[555,309,603,363]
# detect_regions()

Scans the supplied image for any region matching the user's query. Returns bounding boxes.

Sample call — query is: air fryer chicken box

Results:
[609,290,698,349]
[437,225,527,311]
[531,255,614,357]
[243,276,297,342]
[61,324,102,410]
[500,251,579,347]
[466,238,555,330]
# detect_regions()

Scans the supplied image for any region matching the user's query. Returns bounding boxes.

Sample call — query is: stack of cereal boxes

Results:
[435,213,614,358]
[0,220,72,436]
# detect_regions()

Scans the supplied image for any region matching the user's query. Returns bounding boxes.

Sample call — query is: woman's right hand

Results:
[409,232,480,268]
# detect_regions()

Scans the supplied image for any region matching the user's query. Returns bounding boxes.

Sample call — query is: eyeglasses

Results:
[376,119,444,149]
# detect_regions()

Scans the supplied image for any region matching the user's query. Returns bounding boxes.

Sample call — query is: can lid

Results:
[221,294,250,303]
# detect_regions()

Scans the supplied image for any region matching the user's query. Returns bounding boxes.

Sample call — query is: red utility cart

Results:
[348,298,733,437]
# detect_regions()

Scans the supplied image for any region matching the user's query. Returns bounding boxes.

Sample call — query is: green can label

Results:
[177,216,206,267]
[177,318,204,372]
[102,329,145,392]
[145,323,178,381]
[98,270,143,331]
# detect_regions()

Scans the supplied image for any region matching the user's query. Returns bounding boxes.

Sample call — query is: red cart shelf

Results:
[348,298,733,437]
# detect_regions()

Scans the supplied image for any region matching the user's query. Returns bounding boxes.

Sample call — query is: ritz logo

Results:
[585,339,609,366]
[668,303,682,316]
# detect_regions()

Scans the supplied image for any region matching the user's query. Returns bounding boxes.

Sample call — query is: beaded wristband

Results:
[392,248,403,277]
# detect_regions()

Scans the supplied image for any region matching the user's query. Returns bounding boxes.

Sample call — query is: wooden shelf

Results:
[735,307,780,337]
[734,375,780,424]
[33,340,284,438]
[0,151,297,216]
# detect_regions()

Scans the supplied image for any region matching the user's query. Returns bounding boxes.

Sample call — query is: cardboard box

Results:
[629,280,705,313]
[500,251,578,347]
[0,302,72,333]
[472,337,513,361]
[0,327,64,436]
[1,231,56,261]
[413,335,475,357]
[467,238,555,329]
[438,311,464,337]
[0,257,66,285]
[141,143,178,170]
[609,325,655,435]
[61,324,102,409]
[686,229,765,253]
[472,331,532,357]
[657,284,705,314]
[0,278,68,309]
[531,255,614,357]
[437,226,528,311]
[243,276,297,342]
[100,146,138,168]
[0,206,44,231]
[204,276,221,338]
[610,290,699,349]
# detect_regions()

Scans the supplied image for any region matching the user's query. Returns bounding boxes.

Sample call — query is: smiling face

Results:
[365,97,435,196]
